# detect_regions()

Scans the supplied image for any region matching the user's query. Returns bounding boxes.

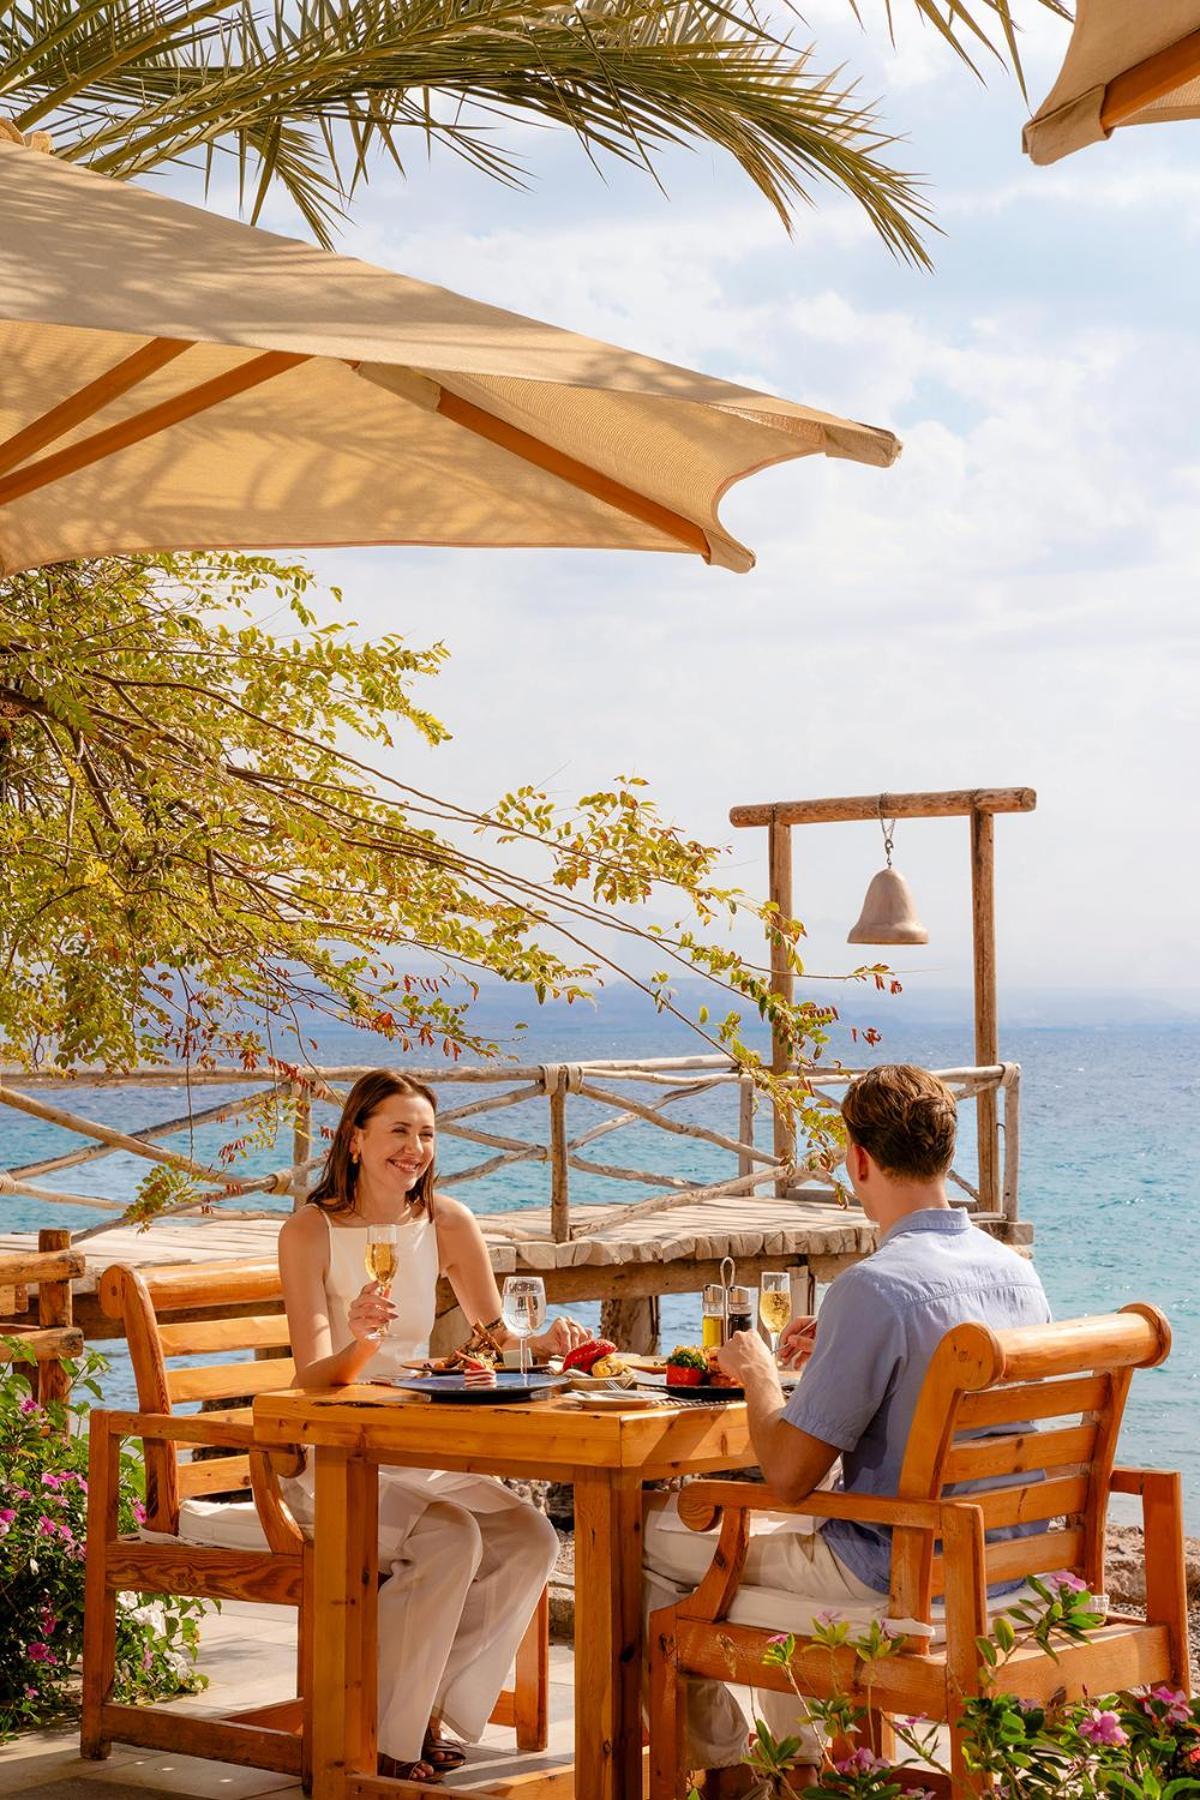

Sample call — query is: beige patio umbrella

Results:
[1025,0,1200,165]
[0,137,899,579]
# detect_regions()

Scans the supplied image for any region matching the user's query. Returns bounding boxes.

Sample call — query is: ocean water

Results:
[3,1013,1198,1527]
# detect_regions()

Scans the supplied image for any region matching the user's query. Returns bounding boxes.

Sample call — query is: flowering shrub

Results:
[1,1340,206,1740]
[700,1575,1200,1799]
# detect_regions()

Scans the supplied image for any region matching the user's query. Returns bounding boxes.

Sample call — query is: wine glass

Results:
[501,1275,547,1383]
[759,1271,791,1364]
[364,1224,399,1342]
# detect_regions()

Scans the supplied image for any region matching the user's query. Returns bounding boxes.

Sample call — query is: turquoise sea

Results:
[3,1006,1198,1528]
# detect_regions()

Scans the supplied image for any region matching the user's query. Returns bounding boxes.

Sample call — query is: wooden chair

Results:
[82,1257,550,1785]
[649,1304,1189,1800]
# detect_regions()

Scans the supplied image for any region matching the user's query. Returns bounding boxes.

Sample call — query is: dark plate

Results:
[400,1360,551,1376]
[635,1376,744,1402]
[387,1371,569,1404]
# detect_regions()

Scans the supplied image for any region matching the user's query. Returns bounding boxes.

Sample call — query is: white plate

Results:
[566,1389,665,1410]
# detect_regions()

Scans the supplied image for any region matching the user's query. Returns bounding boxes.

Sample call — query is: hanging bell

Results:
[847,866,929,945]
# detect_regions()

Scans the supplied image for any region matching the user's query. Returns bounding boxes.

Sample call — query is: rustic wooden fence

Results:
[0,1227,85,1404]
[0,1057,1022,1245]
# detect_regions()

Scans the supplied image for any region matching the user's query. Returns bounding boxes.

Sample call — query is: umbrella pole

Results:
[0,350,308,508]
[1102,27,1200,130]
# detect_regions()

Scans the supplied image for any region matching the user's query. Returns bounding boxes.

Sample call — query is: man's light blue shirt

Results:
[781,1207,1051,1594]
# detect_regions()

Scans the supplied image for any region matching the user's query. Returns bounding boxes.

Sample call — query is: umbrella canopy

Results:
[0,139,899,577]
[1025,0,1200,165]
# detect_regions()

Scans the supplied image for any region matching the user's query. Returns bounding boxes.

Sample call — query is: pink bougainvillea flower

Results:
[18,1398,38,1417]
[132,1502,147,1525]
[1049,1571,1089,1595]
[39,1473,61,1491]
[0,1508,16,1524]
[1079,1709,1128,1747]
[35,1515,58,1537]
[0,1519,10,1540]
[26,1643,57,1666]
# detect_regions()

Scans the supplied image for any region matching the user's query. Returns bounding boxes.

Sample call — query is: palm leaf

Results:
[0,0,1068,260]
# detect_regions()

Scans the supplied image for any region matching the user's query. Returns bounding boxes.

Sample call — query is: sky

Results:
[172,0,1200,1015]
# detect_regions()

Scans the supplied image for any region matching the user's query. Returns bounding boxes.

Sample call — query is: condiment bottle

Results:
[726,1284,754,1336]
[701,1283,727,1350]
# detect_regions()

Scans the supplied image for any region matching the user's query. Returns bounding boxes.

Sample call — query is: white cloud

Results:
[143,4,1199,999]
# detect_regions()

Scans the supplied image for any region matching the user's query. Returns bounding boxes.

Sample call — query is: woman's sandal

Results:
[378,1752,443,1783]
[422,1730,469,1772]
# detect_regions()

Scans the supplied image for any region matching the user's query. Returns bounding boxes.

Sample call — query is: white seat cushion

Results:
[140,1497,271,1552]
[721,1578,1088,1648]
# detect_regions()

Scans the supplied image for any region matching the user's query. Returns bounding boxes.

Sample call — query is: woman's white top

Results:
[285,1204,519,1524]
[321,1207,439,1380]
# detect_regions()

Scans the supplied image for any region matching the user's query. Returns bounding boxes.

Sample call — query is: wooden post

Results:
[600,1296,659,1354]
[290,1082,312,1212]
[768,819,795,1194]
[1000,1063,1021,1224]
[737,1076,755,1181]
[549,1078,570,1243]
[37,1227,72,1407]
[970,809,999,1213]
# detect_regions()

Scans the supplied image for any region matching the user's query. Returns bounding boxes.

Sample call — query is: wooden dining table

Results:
[253,1385,754,1800]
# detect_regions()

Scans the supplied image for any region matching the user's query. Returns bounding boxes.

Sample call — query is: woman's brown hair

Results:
[307,1070,438,1216]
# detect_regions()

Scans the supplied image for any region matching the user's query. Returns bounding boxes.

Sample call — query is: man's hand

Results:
[778,1314,818,1369]
[716,1328,778,1386]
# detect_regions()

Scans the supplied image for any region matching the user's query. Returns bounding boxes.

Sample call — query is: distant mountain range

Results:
[414,978,1200,1039]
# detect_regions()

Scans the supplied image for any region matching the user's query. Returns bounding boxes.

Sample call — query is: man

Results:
[643,1063,1051,1794]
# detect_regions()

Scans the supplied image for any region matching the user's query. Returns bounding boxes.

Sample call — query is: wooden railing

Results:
[0,1058,1023,1244]
[0,1227,85,1404]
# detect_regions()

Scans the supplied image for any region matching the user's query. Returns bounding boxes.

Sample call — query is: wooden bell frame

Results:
[729,786,1037,1210]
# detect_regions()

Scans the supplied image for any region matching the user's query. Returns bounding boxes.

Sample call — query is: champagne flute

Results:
[759,1270,791,1364]
[501,1275,546,1383]
[364,1223,399,1342]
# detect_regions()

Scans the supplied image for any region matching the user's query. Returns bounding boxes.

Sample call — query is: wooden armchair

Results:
[649,1305,1189,1800]
[82,1257,550,1784]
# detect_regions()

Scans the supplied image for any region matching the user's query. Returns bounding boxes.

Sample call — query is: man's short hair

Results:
[841,1064,957,1180]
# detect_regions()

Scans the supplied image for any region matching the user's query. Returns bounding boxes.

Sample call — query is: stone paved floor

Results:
[0,1603,582,1798]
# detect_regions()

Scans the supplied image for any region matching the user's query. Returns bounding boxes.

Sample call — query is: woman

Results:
[278,1069,589,1784]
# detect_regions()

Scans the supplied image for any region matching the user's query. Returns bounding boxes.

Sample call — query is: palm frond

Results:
[0,0,1067,259]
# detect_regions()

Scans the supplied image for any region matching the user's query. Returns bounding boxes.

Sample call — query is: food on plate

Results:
[590,1354,635,1388]
[703,1348,739,1389]
[665,1346,708,1387]
[562,1337,615,1376]
[411,1318,506,1375]
[461,1354,497,1389]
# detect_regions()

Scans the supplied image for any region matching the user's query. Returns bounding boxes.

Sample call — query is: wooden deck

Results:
[0,1193,1030,1341]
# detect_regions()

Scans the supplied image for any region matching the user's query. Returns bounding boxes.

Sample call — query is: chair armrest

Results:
[678,1480,947,1533]
[100,1408,256,1451]
[1110,1466,1178,1496]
